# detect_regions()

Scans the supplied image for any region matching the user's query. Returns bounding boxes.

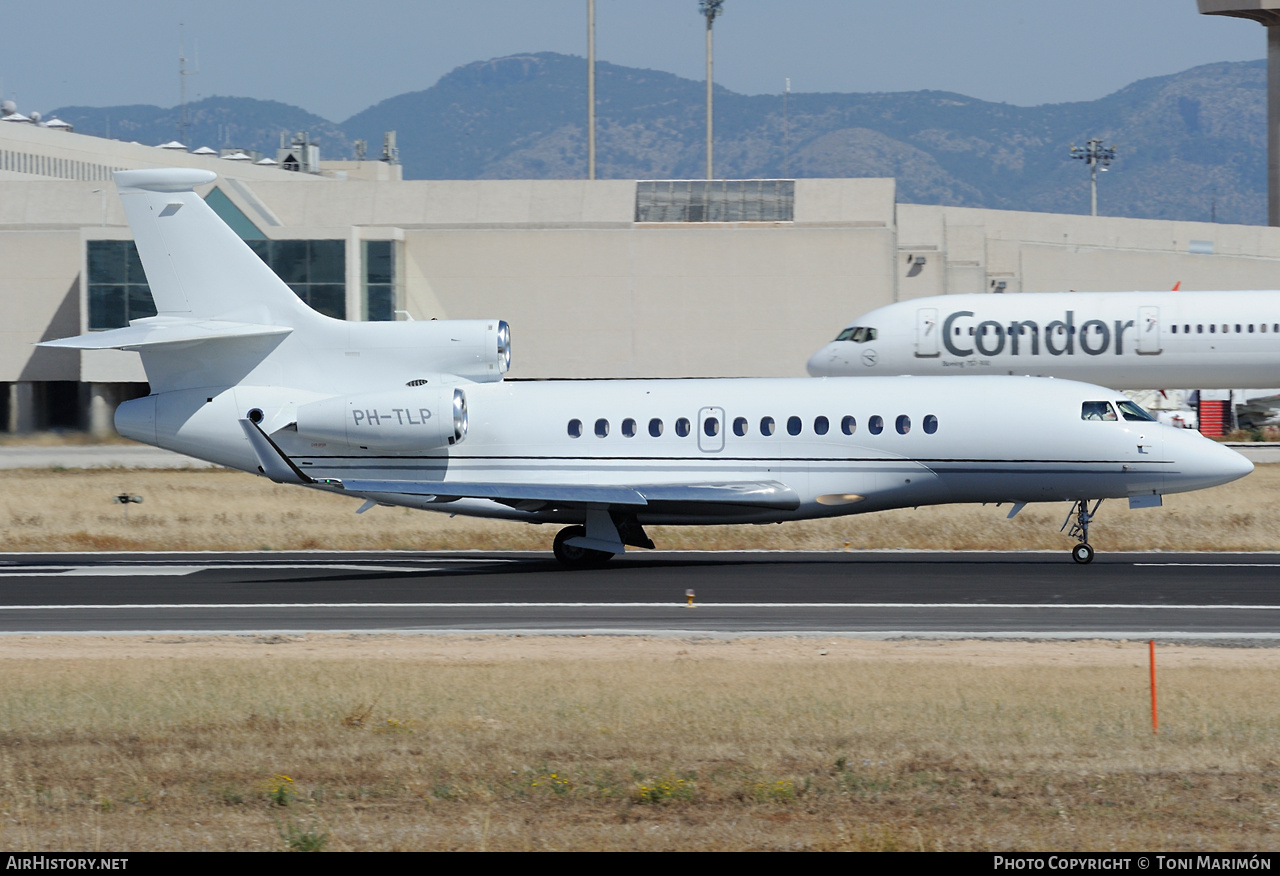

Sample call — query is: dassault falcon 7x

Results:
[808,291,1280,388]
[43,170,1252,566]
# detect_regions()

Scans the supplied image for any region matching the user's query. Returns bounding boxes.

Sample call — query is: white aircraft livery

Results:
[43,170,1252,565]
[807,291,1280,389]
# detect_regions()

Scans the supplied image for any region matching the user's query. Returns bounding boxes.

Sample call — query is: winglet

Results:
[239,418,315,486]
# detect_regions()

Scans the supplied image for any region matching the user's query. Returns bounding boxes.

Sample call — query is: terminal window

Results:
[362,240,396,321]
[247,239,346,319]
[87,240,156,330]
[635,180,795,223]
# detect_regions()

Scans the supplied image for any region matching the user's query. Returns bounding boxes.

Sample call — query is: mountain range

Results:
[49,52,1270,226]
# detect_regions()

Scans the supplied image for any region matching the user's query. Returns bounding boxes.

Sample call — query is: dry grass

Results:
[0,463,1275,554]
[0,635,1277,851]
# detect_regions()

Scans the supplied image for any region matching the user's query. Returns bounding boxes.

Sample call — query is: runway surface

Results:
[0,550,1277,641]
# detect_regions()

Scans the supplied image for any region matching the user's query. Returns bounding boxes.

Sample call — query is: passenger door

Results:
[1137,306,1162,355]
[915,307,940,358]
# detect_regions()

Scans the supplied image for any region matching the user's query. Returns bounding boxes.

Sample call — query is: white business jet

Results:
[808,291,1280,388]
[43,170,1251,565]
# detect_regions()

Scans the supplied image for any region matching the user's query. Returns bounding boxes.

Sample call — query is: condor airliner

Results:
[808,291,1280,388]
[42,170,1251,565]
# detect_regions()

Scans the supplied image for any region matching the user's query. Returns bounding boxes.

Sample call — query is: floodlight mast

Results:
[701,0,724,180]
[1069,138,1117,217]
[1197,2,1280,226]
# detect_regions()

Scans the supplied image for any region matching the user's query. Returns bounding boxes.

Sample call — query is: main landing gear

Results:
[1062,499,1102,564]
[551,514,655,569]
[552,525,614,569]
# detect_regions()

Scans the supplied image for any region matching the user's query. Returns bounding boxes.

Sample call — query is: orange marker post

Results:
[1150,639,1158,735]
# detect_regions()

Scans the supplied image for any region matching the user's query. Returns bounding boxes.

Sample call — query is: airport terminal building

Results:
[5,117,1280,435]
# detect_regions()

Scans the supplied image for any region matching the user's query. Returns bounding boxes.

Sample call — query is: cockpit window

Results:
[1081,401,1118,421]
[835,326,877,343]
[1116,400,1157,422]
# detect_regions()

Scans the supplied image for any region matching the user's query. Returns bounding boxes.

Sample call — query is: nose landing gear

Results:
[1062,499,1102,564]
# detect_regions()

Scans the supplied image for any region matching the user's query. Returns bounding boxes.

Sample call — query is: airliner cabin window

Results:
[704,417,720,437]
[733,417,748,437]
[675,418,692,437]
[761,416,776,436]
[842,416,856,435]
[622,418,638,438]
[923,414,939,434]
[649,418,664,437]
[814,416,829,435]
[1081,401,1117,421]
[568,419,583,438]
[787,416,802,436]
[868,415,884,435]
[1116,400,1156,422]
[896,415,911,435]
[595,418,610,438]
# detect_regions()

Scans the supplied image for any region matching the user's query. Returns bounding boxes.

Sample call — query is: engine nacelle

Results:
[295,387,468,452]
[345,318,511,384]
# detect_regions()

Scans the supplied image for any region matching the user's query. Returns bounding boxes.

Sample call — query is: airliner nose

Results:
[807,346,837,377]
[1166,430,1253,494]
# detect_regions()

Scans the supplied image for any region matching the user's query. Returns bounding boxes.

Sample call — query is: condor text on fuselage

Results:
[808,291,1280,389]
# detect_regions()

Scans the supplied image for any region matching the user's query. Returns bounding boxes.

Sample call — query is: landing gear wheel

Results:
[552,525,614,569]
[1072,543,1095,565]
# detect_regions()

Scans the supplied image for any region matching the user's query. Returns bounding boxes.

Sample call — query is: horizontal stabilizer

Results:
[39,317,291,352]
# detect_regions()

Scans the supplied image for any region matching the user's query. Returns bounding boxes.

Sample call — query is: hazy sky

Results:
[1,1,1267,122]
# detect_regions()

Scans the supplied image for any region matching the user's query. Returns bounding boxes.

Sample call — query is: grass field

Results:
[0,636,1276,851]
[0,458,1272,554]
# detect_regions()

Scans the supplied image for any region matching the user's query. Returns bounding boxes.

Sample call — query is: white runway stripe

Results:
[0,602,1277,611]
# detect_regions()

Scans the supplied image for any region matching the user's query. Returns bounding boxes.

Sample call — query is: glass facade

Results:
[362,240,396,321]
[247,239,346,319]
[87,240,156,329]
[636,180,795,223]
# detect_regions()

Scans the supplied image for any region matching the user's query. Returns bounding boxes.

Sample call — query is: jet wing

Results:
[338,478,801,512]
[238,419,801,514]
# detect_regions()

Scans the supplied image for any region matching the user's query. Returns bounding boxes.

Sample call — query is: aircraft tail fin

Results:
[112,168,322,328]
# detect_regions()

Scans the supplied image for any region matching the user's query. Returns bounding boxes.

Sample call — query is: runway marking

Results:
[0,564,447,577]
[0,602,1277,611]
[1135,563,1280,568]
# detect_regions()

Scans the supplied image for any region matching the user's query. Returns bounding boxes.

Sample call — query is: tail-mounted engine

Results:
[295,386,468,452]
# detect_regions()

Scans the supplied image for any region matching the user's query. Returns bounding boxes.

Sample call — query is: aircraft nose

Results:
[1167,431,1253,493]
[806,345,838,377]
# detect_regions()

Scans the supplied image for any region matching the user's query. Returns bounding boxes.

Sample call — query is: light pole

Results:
[700,0,724,180]
[1069,138,1117,217]
[587,0,596,180]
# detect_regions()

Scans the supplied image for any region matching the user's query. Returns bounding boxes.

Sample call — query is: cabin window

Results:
[703,417,720,437]
[1235,324,1242,333]
[814,416,829,436]
[923,414,939,434]
[787,416,802,436]
[1197,325,1203,333]
[568,419,583,438]
[868,415,884,435]
[1210,325,1216,333]
[733,417,748,437]
[760,416,776,436]
[896,415,911,435]
[1263,324,1269,333]
[675,418,692,438]
[595,418,609,438]
[841,416,857,435]
[1081,401,1117,421]
[1249,324,1255,333]
[1171,325,1178,334]
[1116,400,1156,422]
[649,418,664,437]
[622,418,637,438]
